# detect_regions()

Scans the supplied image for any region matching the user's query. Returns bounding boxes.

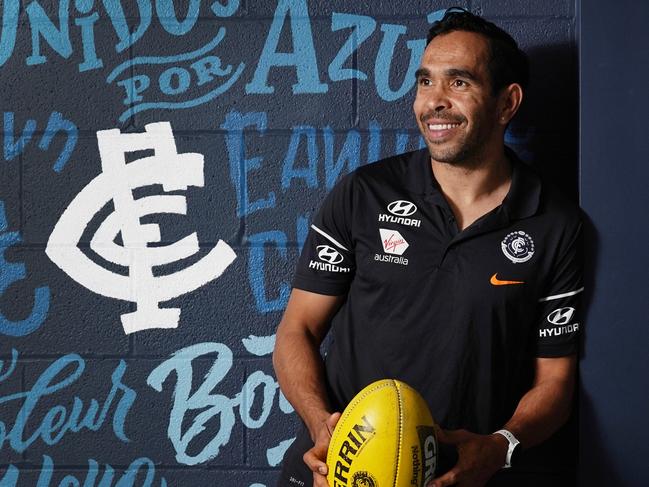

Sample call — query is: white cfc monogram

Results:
[46,122,237,334]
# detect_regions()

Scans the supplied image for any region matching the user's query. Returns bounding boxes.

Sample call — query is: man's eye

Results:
[418,78,431,86]
[452,79,468,87]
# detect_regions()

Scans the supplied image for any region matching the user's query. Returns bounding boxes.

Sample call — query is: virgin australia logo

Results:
[45,122,237,334]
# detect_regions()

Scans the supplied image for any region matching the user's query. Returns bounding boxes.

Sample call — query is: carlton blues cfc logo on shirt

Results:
[501,230,535,263]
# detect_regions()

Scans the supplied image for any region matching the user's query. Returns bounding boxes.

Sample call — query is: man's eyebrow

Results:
[415,68,430,79]
[445,68,478,81]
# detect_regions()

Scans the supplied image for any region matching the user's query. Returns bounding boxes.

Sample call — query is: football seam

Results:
[326,380,395,468]
[393,379,404,487]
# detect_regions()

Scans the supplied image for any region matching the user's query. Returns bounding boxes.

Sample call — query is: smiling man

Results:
[274,9,582,487]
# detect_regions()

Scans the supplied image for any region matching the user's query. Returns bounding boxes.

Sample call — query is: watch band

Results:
[493,429,520,469]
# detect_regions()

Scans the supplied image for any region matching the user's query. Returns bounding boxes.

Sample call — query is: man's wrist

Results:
[305,409,333,441]
[492,429,521,469]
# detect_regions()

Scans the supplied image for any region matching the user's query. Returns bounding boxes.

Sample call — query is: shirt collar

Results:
[411,146,541,221]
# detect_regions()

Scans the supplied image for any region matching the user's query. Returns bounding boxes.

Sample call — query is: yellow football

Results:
[326,379,438,487]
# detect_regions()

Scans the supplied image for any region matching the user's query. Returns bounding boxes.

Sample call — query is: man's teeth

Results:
[428,123,460,130]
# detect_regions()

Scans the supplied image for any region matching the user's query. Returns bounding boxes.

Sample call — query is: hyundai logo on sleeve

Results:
[308,245,351,273]
[547,307,576,326]
[317,245,344,264]
[539,307,579,338]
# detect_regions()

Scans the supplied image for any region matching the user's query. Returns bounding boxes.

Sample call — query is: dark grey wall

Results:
[579,1,649,485]
[0,1,577,485]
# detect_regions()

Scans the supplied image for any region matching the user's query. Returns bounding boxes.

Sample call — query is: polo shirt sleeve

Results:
[292,173,356,296]
[534,219,584,357]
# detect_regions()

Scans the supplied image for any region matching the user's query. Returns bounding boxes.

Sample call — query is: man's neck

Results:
[431,147,512,207]
[430,146,512,231]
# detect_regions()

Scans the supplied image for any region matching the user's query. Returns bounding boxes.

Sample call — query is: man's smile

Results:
[423,119,463,140]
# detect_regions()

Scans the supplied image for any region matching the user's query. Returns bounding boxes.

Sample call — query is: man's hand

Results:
[303,412,342,487]
[428,429,508,487]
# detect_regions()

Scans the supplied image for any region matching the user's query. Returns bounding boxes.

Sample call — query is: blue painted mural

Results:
[0,1,577,485]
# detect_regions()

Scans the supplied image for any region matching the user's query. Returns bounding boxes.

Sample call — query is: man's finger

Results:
[436,428,470,445]
[428,467,461,487]
[314,471,330,487]
[303,448,328,475]
[325,411,342,436]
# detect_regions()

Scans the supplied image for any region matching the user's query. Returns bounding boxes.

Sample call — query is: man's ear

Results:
[497,83,524,126]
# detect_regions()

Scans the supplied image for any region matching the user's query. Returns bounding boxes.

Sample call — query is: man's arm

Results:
[273,288,345,485]
[430,355,577,487]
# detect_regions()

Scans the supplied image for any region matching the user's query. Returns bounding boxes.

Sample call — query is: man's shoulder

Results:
[352,149,428,186]
[537,176,582,225]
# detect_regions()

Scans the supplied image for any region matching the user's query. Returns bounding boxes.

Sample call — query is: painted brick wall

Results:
[0,1,577,485]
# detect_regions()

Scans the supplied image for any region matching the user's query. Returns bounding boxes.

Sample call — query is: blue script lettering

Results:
[147,340,295,466]
[374,24,426,102]
[248,216,309,314]
[328,13,377,82]
[0,351,136,453]
[25,0,73,66]
[282,127,319,190]
[246,0,328,94]
[0,201,50,337]
[0,454,167,487]
[3,112,78,172]
[108,27,245,122]
[221,110,276,218]
[0,0,19,67]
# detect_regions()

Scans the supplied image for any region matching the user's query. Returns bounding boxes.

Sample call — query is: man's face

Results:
[413,30,501,165]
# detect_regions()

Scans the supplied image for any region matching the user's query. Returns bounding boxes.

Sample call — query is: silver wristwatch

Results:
[493,429,520,469]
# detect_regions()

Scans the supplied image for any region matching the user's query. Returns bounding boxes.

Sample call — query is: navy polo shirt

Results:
[291,147,583,473]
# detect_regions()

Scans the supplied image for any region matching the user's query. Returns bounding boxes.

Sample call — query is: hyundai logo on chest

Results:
[378,200,421,227]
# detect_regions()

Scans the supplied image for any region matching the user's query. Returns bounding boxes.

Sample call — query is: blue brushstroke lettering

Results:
[103,0,152,53]
[267,438,296,467]
[75,11,103,72]
[395,131,410,154]
[248,231,290,313]
[242,334,276,356]
[297,214,309,252]
[246,0,327,94]
[26,0,73,66]
[0,0,19,67]
[3,113,36,161]
[240,371,277,429]
[117,75,151,104]
[1,454,167,487]
[323,126,361,190]
[147,342,236,465]
[282,126,319,189]
[38,112,79,173]
[222,110,275,217]
[374,24,425,101]
[0,353,136,453]
[148,342,294,467]
[191,55,232,86]
[156,0,201,35]
[0,349,18,382]
[158,67,191,95]
[328,13,376,82]
[210,0,240,17]
[117,62,245,122]
[0,201,50,337]
[368,120,382,163]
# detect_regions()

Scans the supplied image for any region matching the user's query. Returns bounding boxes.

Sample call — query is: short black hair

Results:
[426,8,529,94]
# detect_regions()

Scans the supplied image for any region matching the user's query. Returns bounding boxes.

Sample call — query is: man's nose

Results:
[426,83,452,111]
